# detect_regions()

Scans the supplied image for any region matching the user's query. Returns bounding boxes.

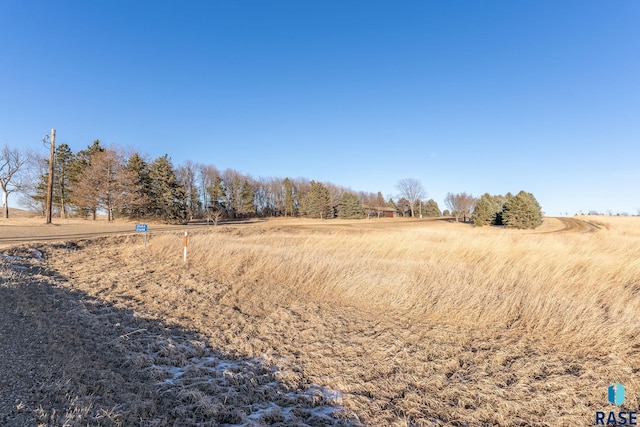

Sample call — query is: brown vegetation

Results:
[1,216,639,425]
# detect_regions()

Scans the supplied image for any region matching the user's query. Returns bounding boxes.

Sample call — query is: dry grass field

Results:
[1,215,639,425]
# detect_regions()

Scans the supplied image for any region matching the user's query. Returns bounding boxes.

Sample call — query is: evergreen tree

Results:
[74,140,105,172]
[123,152,152,218]
[239,179,255,217]
[374,192,386,218]
[502,191,543,229]
[197,164,225,222]
[306,180,333,219]
[205,174,224,210]
[423,199,441,217]
[337,192,364,219]
[283,177,294,217]
[387,198,398,216]
[491,195,507,225]
[473,193,497,226]
[294,179,311,217]
[30,169,48,214]
[148,155,187,223]
[53,144,75,218]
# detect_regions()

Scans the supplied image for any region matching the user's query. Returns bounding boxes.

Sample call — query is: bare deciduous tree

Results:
[19,152,48,214]
[0,145,30,218]
[374,191,387,218]
[73,149,143,221]
[177,160,200,220]
[205,207,224,226]
[444,192,476,222]
[221,168,245,218]
[396,178,425,218]
[396,197,411,217]
[198,164,222,211]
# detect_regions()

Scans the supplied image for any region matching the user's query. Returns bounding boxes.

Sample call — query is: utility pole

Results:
[45,129,55,224]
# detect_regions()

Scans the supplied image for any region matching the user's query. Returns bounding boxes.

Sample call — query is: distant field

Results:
[1,216,638,425]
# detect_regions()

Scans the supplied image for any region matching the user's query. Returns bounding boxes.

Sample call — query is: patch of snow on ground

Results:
[1,254,23,263]
[32,249,44,262]
[0,254,29,270]
[148,338,352,426]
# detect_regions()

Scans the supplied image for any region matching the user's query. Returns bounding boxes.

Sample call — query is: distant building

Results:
[362,205,398,218]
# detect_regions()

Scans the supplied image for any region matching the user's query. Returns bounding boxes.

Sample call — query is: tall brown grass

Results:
[141,217,640,352]
[43,216,640,425]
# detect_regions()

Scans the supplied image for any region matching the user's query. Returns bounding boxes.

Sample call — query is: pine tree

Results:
[295,179,311,217]
[307,181,333,219]
[473,193,496,226]
[51,144,75,218]
[31,171,48,214]
[387,198,398,216]
[423,199,441,217]
[337,192,364,218]
[491,195,507,225]
[32,145,75,217]
[123,152,152,218]
[502,191,543,229]
[239,179,255,217]
[374,192,386,218]
[148,155,187,223]
[283,177,294,217]
[205,174,224,210]
[74,140,105,172]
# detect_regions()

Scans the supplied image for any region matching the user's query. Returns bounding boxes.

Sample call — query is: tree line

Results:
[3,140,545,228]
[14,140,443,223]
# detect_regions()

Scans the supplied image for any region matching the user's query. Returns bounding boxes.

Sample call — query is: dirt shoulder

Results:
[0,242,356,426]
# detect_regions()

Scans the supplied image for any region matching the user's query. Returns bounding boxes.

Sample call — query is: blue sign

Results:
[135,224,148,232]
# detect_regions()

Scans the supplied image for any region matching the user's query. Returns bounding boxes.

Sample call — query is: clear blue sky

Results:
[1,1,638,215]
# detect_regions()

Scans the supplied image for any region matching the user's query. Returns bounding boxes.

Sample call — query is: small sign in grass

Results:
[135,224,148,247]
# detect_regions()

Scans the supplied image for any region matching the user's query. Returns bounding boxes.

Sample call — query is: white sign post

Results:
[183,231,188,263]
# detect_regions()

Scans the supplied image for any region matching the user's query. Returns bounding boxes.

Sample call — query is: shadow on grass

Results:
[0,245,356,427]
